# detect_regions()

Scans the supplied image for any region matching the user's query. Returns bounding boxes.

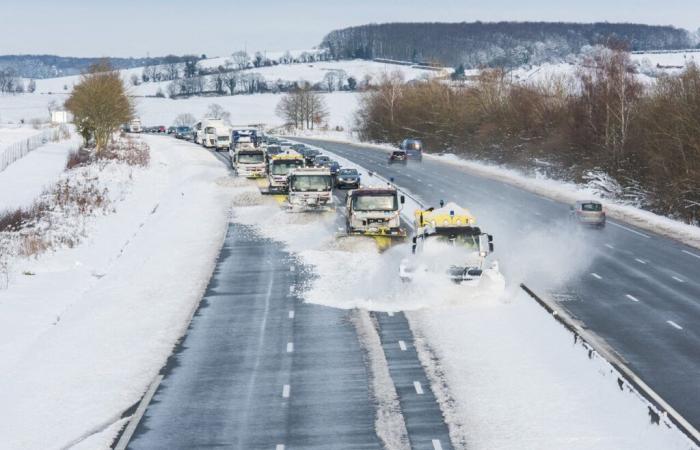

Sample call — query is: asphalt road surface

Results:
[127,148,453,450]
[295,138,700,431]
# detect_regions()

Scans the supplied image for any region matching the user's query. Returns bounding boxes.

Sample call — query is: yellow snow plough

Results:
[400,201,497,285]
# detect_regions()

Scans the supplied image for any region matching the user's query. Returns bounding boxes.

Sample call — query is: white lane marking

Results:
[534,212,542,217]
[427,183,434,187]
[667,320,683,330]
[635,258,647,264]
[290,266,295,272]
[607,221,650,238]
[282,384,290,398]
[439,189,446,194]
[417,178,423,182]
[387,311,394,317]
[432,440,444,450]
[539,196,556,203]
[287,342,294,353]
[672,276,684,283]
[682,249,700,259]
[276,445,285,450]
[288,310,295,319]
[398,340,407,351]
[413,381,424,395]
[605,244,615,249]
[625,294,640,303]
[591,273,602,280]
[289,286,294,293]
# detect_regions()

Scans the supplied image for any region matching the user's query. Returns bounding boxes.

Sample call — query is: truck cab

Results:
[287,167,334,211]
[266,151,306,193]
[345,187,406,237]
[231,144,266,178]
[201,118,230,151]
[129,118,142,133]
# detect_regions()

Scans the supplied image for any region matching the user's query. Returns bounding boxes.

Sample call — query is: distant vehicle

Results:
[129,118,142,133]
[327,160,340,176]
[192,121,203,144]
[388,150,408,164]
[265,145,284,161]
[232,128,259,147]
[167,126,176,134]
[399,138,423,161]
[175,126,192,139]
[336,168,360,189]
[313,155,331,167]
[201,118,231,151]
[157,125,166,133]
[570,200,606,228]
[302,148,320,165]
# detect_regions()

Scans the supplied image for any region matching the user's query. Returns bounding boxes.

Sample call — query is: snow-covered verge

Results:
[0,135,233,449]
[222,152,695,449]
[0,130,81,211]
[407,293,695,450]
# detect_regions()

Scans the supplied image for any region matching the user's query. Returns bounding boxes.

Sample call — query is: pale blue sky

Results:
[2,0,698,57]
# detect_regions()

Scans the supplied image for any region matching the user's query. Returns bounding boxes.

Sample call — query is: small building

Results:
[51,110,69,124]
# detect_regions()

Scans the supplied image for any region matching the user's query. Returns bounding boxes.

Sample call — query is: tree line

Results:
[321,22,697,69]
[355,47,700,224]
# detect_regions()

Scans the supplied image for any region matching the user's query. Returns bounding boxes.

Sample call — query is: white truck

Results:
[345,186,406,237]
[200,118,231,151]
[231,144,266,177]
[287,167,334,211]
[128,118,142,133]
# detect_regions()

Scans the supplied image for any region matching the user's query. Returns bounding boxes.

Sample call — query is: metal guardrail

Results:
[520,283,700,447]
[0,127,61,173]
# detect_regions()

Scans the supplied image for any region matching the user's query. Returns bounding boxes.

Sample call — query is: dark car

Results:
[388,150,408,164]
[313,155,331,167]
[167,126,176,134]
[175,126,192,139]
[157,125,166,133]
[570,200,606,228]
[399,138,423,161]
[336,168,360,189]
[265,145,283,161]
[327,160,340,176]
[303,148,320,165]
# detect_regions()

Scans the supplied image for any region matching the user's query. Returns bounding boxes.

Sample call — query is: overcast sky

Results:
[2,0,698,57]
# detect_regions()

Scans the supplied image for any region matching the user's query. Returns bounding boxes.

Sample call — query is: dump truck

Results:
[287,167,334,212]
[399,202,496,285]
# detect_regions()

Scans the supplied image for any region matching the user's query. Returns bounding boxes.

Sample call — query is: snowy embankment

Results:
[0,135,233,449]
[0,130,81,211]
[224,149,695,449]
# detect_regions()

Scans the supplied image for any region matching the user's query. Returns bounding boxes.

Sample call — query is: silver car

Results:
[570,200,606,228]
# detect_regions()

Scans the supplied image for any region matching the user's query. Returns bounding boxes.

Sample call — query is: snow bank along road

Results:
[125,147,453,450]
[295,138,700,432]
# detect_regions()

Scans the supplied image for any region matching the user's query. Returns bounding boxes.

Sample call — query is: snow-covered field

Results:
[0,124,41,147]
[0,136,234,448]
[30,58,441,97]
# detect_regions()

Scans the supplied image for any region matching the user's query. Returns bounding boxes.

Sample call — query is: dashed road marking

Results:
[605,244,615,249]
[625,294,640,302]
[290,266,295,272]
[534,212,542,217]
[387,311,394,317]
[413,381,424,395]
[289,286,294,293]
[635,258,647,264]
[282,384,290,398]
[398,340,407,351]
[667,320,683,330]
[672,276,685,283]
[591,273,602,280]
[432,440,444,450]
[682,250,700,260]
[288,310,295,319]
[607,221,650,238]
[276,445,285,450]
[287,342,294,353]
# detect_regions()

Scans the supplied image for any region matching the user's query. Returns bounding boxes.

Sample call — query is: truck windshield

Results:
[205,127,216,134]
[290,175,332,192]
[426,233,478,250]
[353,195,397,211]
[238,153,264,164]
[271,161,304,175]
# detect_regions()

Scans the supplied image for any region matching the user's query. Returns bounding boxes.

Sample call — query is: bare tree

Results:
[130,74,141,86]
[27,79,37,93]
[323,71,338,92]
[173,113,196,127]
[205,103,231,123]
[276,87,328,130]
[231,51,250,70]
[223,71,239,95]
